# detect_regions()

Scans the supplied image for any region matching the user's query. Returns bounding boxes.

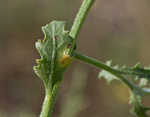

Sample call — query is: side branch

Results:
[73,51,150,96]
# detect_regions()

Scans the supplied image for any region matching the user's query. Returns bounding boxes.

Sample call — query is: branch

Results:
[73,51,150,96]
[73,51,150,117]
[73,51,135,89]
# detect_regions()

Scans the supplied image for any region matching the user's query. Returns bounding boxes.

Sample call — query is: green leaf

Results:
[99,61,150,86]
[121,63,150,81]
[139,79,149,87]
[98,60,150,117]
[129,91,150,117]
[33,21,74,90]
[98,60,119,84]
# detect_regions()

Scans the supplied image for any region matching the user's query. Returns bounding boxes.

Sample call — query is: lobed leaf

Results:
[33,21,74,90]
[130,91,150,117]
[98,61,119,84]
[98,60,150,116]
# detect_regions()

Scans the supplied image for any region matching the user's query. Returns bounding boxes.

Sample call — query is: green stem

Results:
[40,83,60,117]
[73,51,150,96]
[73,52,150,117]
[73,51,135,90]
[40,0,95,116]
[69,0,94,53]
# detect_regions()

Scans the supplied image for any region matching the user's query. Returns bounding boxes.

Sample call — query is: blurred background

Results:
[2,0,150,116]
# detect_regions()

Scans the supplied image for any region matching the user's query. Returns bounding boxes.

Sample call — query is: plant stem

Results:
[141,88,150,96]
[73,51,150,96]
[40,83,60,117]
[39,0,95,116]
[73,51,135,90]
[69,0,94,53]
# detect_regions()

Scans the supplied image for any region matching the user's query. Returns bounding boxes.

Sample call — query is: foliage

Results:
[33,21,74,117]
[99,61,150,117]
[34,21,73,88]
[33,0,150,117]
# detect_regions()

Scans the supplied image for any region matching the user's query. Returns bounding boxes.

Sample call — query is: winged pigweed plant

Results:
[33,0,150,117]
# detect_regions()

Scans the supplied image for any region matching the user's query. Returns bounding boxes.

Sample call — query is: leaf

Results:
[129,91,150,117]
[121,63,150,81]
[139,79,149,87]
[98,60,150,117]
[33,21,74,89]
[98,60,119,84]
[99,61,150,86]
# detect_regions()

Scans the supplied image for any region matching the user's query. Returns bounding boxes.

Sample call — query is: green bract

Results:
[33,21,73,90]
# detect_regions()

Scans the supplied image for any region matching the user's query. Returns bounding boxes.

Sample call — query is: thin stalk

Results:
[73,52,135,90]
[40,83,60,117]
[73,51,150,96]
[69,0,94,53]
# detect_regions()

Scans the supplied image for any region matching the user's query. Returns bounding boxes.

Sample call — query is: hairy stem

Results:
[73,51,135,89]
[69,0,94,53]
[73,51,150,96]
[40,83,60,117]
